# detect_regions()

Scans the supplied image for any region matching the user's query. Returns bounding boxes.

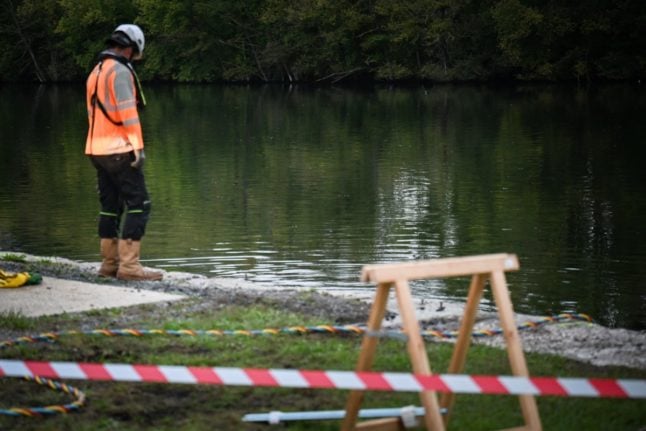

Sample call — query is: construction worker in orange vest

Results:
[85,24,162,281]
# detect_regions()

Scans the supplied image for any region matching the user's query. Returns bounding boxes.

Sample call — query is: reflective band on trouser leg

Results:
[98,211,120,238]
[122,201,150,240]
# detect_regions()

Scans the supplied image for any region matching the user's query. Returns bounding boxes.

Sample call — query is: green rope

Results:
[0,313,593,350]
[426,313,593,339]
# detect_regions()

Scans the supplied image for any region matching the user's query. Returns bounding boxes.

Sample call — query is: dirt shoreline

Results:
[1,252,645,370]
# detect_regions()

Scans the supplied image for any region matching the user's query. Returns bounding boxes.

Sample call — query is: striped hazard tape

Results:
[1,359,644,398]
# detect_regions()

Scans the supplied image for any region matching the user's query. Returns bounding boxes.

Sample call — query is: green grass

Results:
[0,253,27,263]
[0,310,35,331]
[1,304,645,431]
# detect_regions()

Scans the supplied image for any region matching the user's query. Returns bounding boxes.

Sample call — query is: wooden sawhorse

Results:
[341,253,542,431]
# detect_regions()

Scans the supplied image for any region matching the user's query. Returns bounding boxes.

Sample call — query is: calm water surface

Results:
[1,83,644,329]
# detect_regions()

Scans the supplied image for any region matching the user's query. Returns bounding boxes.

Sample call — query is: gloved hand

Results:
[131,149,146,168]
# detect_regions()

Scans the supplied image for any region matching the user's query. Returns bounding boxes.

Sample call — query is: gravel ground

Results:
[2,252,645,370]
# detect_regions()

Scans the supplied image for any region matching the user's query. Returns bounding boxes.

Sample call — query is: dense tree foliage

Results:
[1,0,644,83]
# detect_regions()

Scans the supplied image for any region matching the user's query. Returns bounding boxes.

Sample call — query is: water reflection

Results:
[0,83,645,329]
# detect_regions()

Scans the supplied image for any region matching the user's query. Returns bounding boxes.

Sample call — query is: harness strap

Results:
[90,51,147,126]
[90,61,123,127]
[97,52,146,108]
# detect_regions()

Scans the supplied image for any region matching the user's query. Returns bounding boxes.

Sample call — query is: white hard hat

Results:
[109,24,145,60]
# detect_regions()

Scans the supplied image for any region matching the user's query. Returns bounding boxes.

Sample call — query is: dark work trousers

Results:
[90,152,151,241]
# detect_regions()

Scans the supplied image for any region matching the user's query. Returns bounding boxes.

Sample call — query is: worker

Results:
[85,24,162,281]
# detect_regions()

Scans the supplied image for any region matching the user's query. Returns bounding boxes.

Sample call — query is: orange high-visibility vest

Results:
[85,57,143,156]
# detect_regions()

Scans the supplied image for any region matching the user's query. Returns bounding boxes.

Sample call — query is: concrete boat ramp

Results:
[0,275,185,317]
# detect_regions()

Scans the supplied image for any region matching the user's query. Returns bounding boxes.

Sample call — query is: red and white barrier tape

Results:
[1,359,644,398]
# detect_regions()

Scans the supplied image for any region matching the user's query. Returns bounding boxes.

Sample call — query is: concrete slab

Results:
[0,276,186,317]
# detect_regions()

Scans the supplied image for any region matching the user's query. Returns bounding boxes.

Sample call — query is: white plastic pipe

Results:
[243,405,447,425]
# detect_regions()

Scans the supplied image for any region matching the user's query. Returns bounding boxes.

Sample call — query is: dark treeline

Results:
[1,0,644,84]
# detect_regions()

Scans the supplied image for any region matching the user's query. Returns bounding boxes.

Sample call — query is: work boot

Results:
[116,239,163,281]
[98,238,119,277]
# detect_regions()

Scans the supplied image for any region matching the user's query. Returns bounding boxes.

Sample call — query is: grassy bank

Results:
[1,298,645,431]
[1,254,645,430]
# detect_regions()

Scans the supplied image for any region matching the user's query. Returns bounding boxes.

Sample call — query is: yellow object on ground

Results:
[0,269,40,288]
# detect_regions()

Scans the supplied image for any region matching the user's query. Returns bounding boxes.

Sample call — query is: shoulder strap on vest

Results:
[96,52,146,108]
[89,61,122,127]
[90,60,122,126]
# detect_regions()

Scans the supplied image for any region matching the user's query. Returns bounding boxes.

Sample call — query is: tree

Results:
[258,0,373,82]
[0,0,644,82]
[491,0,543,78]
[1,0,48,81]
[56,0,138,75]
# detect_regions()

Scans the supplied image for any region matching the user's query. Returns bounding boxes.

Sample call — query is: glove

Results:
[131,149,146,168]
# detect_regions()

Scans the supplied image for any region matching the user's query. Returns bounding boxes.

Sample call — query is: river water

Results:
[0,83,644,329]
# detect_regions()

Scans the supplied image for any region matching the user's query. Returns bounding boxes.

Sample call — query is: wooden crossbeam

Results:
[361,253,519,283]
